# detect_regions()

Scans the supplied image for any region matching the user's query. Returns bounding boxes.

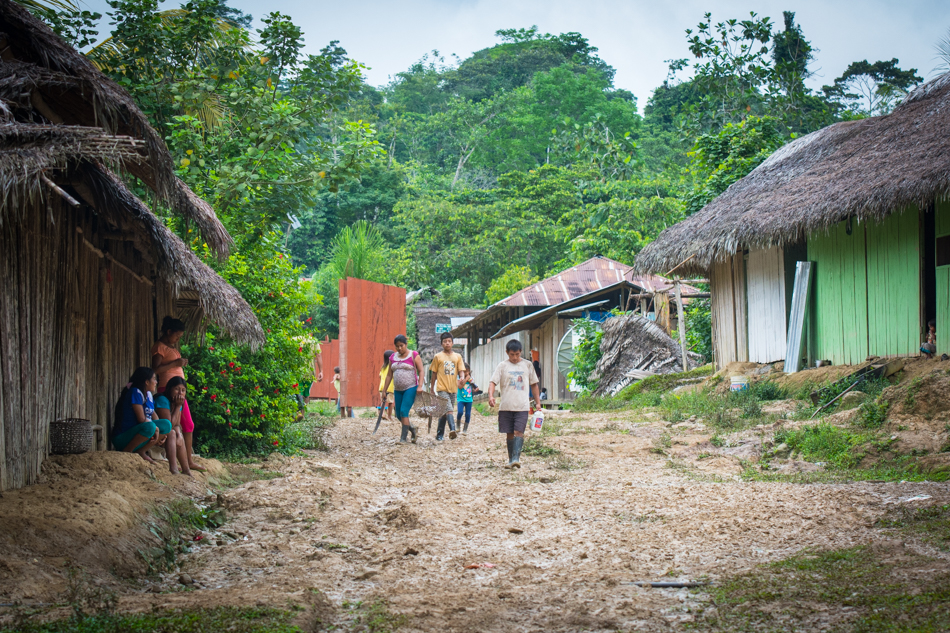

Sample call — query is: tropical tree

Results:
[822,59,922,115]
[328,220,390,281]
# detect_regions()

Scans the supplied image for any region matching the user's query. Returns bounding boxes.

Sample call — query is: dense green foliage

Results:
[28,1,928,453]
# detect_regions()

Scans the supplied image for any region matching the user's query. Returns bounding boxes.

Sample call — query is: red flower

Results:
[306,317,312,323]
[229,383,234,389]
[292,383,298,389]
[298,347,303,353]
[228,362,235,368]
[274,389,279,394]
[226,409,231,414]
[202,387,208,391]
[273,440,279,445]
[220,370,227,375]
[228,422,232,427]
[209,346,215,351]
[210,394,217,400]
[254,385,260,390]
[260,414,265,419]
[277,254,282,259]
[236,367,242,372]
[267,328,272,333]
[250,408,253,413]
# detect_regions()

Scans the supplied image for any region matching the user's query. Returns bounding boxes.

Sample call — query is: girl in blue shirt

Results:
[113,367,183,474]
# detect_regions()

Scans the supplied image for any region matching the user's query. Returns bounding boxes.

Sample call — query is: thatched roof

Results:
[0,0,264,347]
[634,72,950,275]
[0,0,231,257]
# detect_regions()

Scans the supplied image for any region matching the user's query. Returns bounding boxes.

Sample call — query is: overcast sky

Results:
[84,0,948,106]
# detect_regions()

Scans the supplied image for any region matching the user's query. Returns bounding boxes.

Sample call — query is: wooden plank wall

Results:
[710,254,747,368]
[746,247,787,363]
[808,219,869,364]
[468,333,528,389]
[936,200,950,355]
[309,339,339,400]
[866,208,920,357]
[534,316,573,401]
[338,278,406,408]
[1,198,161,490]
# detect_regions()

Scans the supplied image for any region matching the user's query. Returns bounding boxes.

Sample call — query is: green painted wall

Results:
[937,199,950,354]
[867,208,920,356]
[808,219,869,365]
[807,210,921,364]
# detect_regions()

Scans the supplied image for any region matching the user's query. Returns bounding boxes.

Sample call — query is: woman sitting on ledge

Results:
[154,376,192,477]
[113,366,183,475]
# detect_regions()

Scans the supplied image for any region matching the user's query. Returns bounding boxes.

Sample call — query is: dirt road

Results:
[158,408,949,632]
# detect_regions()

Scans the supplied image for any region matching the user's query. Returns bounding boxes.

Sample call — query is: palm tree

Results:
[329,221,389,281]
[935,27,950,75]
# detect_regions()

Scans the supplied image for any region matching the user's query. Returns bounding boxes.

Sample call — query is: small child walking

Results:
[488,339,540,468]
[457,374,474,434]
[333,366,353,418]
[378,350,395,422]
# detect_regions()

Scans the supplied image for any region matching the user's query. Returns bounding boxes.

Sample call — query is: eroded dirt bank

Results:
[123,408,950,632]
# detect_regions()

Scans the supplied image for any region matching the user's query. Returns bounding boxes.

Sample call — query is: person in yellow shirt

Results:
[429,333,467,441]
[378,350,395,422]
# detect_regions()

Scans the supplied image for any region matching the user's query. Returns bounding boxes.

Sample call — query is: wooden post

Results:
[674,278,688,371]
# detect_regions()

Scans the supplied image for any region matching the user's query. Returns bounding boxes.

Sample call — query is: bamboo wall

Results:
[0,197,163,491]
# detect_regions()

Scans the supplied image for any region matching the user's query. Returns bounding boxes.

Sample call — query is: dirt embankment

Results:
[0,452,228,603]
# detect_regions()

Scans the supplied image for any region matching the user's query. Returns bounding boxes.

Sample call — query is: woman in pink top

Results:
[151,316,204,471]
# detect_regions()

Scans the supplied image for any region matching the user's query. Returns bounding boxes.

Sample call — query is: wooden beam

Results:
[674,279,688,370]
[41,174,80,207]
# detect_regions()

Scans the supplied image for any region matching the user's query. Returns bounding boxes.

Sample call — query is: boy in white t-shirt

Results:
[488,339,541,468]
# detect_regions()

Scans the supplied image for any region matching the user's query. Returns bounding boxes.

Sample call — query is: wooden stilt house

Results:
[634,73,950,369]
[0,1,265,490]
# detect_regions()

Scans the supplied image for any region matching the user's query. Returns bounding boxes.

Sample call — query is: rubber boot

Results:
[510,436,524,469]
[447,414,458,440]
[504,438,514,468]
[399,424,410,443]
[436,417,446,441]
[462,420,469,434]
[409,424,418,443]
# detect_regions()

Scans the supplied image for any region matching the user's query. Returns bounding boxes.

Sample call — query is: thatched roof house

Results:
[635,73,950,369]
[0,0,264,490]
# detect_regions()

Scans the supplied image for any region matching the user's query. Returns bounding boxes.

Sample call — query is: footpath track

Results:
[163,409,950,632]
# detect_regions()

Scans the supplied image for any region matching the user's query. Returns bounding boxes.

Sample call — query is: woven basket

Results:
[49,418,94,455]
[413,391,453,419]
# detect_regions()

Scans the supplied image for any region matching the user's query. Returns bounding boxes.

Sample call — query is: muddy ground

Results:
[112,412,950,627]
[3,392,950,631]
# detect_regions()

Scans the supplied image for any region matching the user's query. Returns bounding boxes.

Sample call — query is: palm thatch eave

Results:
[0,0,232,257]
[634,72,950,276]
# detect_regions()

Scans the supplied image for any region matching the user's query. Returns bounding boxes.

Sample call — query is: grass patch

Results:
[474,402,492,417]
[280,412,334,452]
[876,503,950,551]
[571,365,714,412]
[694,545,950,632]
[521,436,560,457]
[3,607,301,633]
[341,599,407,633]
[774,423,873,469]
[139,498,226,574]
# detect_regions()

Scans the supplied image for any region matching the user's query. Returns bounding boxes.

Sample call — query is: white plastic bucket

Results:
[730,376,750,392]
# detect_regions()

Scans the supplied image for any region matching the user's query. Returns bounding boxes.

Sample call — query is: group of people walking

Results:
[379,332,541,468]
[111,317,203,476]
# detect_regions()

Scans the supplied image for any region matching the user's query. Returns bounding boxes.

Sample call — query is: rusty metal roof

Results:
[498,256,630,307]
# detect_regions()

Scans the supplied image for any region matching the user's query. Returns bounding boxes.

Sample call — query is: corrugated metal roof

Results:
[498,256,630,307]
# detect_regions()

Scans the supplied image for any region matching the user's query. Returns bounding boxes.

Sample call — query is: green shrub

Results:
[568,318,603,393]
[775,423,871,469]
[186,238,318,458]
[858,398,889,429]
